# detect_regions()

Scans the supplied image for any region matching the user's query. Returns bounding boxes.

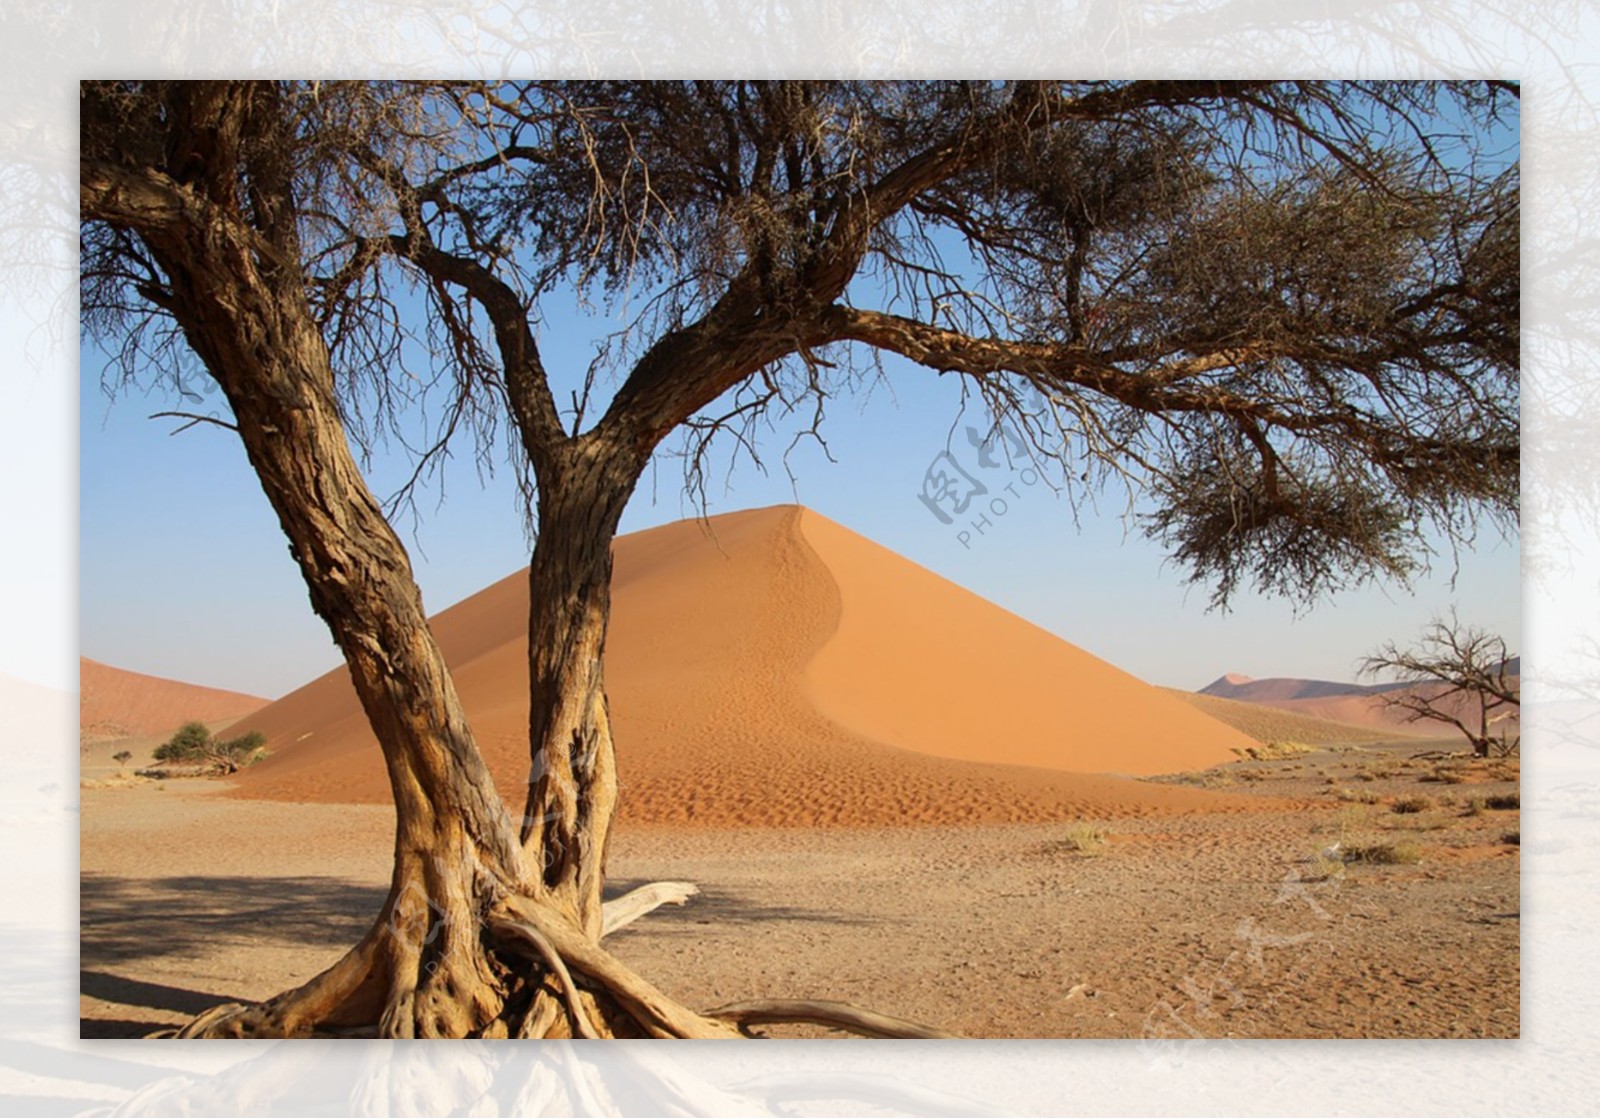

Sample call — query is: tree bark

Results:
[519,437,646,938]
[116,180,527,1035]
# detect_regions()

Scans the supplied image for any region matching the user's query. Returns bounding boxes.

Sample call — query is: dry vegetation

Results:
[1151,733,1519,882]
[1058,822,1108,855]
[1233,740,1316,761]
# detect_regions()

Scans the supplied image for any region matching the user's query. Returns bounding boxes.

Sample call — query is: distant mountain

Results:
[1196,664,1520,738]
[1165,688,1406,746]
[1197,673,1408,703]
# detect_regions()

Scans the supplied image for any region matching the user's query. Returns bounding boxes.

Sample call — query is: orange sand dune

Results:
[79,657,269,741]
[1273,688,1520,739]
[1199,670,1520,740]
[234,506,1258,824]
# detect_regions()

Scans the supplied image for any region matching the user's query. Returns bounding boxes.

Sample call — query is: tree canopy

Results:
[83,81,1518,605]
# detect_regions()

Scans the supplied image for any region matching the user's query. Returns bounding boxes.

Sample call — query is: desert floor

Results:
[80,736,1519,1040]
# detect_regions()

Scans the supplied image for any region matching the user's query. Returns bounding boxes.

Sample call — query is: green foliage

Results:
[215,731,268,767]
[154,721,214,762]
[152,721,268,772]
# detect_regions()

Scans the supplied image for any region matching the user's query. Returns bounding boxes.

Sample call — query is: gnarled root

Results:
[155,882,957,1040]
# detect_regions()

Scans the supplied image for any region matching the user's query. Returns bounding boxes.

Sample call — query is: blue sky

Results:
[78,275,1522,699]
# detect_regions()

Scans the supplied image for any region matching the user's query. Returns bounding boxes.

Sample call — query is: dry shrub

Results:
[1233,741,1315,761]
[1344,840,1423,865]
[1335,788,1380,804]
[1060,822,1107,855]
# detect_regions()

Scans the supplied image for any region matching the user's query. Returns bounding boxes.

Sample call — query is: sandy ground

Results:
[81,736,1518,1039]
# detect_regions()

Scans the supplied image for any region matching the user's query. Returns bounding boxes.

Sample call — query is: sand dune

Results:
[1273,689,1520,738]
[1199,672,1405,703]
[1197,669,1520,740]
[233,506,1258,825]
[79,657,269,741]
[1165,688,1404,746]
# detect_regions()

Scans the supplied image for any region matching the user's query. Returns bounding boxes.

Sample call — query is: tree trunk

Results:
[129,215,530,1036]
[93,87,951,1039]
[519,439,644,939]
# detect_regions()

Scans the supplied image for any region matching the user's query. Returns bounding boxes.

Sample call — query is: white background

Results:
[2,4,1595,1114]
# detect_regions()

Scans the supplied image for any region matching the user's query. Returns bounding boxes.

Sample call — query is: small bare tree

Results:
[1361,612,1521,757]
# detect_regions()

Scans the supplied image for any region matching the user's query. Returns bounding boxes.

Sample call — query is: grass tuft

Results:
[1232,741,1315,761]
[1060,822,1107,856]
[1343,840,1423,865]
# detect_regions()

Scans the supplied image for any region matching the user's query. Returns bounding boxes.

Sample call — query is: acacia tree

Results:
[81,80,1519,1038]
[1362,613,1521,756]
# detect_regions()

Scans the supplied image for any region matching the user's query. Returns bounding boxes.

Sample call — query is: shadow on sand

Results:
[80,873,387,1036]
[78,871,884,1035]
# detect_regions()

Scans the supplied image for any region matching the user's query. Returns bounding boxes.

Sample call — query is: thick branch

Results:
[370,160,568,461]
[601,881,699,937]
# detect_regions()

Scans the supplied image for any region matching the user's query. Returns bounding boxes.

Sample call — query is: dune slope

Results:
[80,657,270,741]
[234,506,1256,824]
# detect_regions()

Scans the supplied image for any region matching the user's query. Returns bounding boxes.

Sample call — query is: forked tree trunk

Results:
[99,86,950,1039]
[130,228,940,1040]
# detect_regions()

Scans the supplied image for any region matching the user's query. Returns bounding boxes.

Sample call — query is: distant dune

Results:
[1198,672,1407,703]
[233,506,1258,825]
[1166,688,1406,746]
[79,658,270,741]
[1196,669,1519,739]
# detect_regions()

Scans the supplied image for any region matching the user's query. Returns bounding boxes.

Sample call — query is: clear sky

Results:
[78,270,1522,700]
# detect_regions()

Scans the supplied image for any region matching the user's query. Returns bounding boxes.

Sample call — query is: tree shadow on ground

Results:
[80,873,388,1037]
[80,872,385,966]
[80,970,248,1016]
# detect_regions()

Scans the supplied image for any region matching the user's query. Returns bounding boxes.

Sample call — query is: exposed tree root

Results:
[489,894,744,1039]
[506,915,602,1039]
[152,882,958,1040]
[600,880,698,936]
